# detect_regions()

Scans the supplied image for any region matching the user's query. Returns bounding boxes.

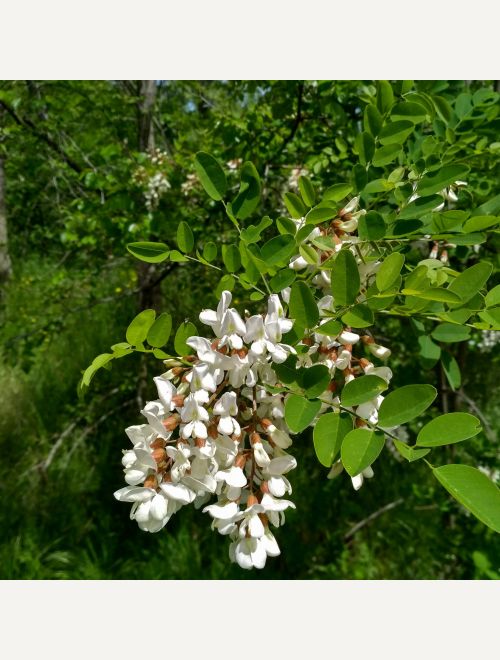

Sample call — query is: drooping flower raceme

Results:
[114,196,400,569]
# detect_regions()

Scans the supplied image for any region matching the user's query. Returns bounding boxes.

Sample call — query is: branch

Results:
[0,99,83,174]
[343,498,404,541]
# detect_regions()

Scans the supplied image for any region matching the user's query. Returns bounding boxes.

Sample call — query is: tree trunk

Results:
[0,155,12,286]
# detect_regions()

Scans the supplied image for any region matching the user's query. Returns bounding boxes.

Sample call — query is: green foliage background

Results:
[0,80,499,579]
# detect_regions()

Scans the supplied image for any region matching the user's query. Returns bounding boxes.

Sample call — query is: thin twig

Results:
[343,498,404,541]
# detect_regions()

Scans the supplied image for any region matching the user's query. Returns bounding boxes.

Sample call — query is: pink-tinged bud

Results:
[195,437,206,448]
[211,339,220,350]
[172,395,185,407]
[172,367,184,376]
[302,337,314,346]
[260,481,270,494]
[152,447,167,464]
[163,414,180,431]
[235,454,247,469]
[247,494,259,507]
[151,438,166,450]
[184,355,196,363]
[144,474,158,490]
[328,381,337,393]
[361,335,375,345]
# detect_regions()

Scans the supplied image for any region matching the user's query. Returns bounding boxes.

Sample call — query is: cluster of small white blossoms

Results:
[132,149,171,211]
[114,291,299,570]
[285,195,396,489]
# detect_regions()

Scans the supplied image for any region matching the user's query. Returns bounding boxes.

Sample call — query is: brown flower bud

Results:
[235,454,247,469]
[143,474,158,490]
[247,494,259,507]
[163,414,180,431]
[355,418,368,429]
[361,335,375,345]
[250,431,262,446]
[260,481,270,494]
[195,437,206,448]
[152,447,167,464]
[172,395,185,407]
[150,438,166,450]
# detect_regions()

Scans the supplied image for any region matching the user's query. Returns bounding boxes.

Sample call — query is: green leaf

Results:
[174,321,197,356]
[431,323,471,343]
[376,253,405,292]
[448,262,492,305]
[168,250,189,263]
[176,221,195,253]
[442,352,461,390]
[302,364,331,399]
[284,192,308,219]
[284,394,321,433]
[376,81,394,114]
[146,313,172,348]
[298,175,316,206]
[313,412,352,467]
[222,244,241,273]
[341,375,388,407]
[276,216,297,235]
[194,152,227,201]
[391,101,428,123]
[432,465,500,533]
[463,215,499,233]
[485,284,500,308]
[417,413,481,447]
[203,241,217,262]
[341,303,374,328]
[372,144,402,167]
[364,104,383,136]
[81,353,114,387]
[126,309,156,345]
[315,318,342,337]
[215,274,235,297]
[289,281,319,329]
[341,429,385,477]
[261,234,297,267]
[127,241,169,263]
[404,288,461,303]
[393,440,431,463]
[298,244,319,266]
[240,215,272,244]
[418,335,441,369]
[398,195,443,219]
[364,179,394,194]
[358,211,386,240]
[331,249,360,307]
[379,120,414,145]
[356,131,375,165]
[270,268,296,293]
[323,183,353,202]
[416,164,470,197]
[305,204,337,225]
[378,384,437,427]
[232,161,261,220]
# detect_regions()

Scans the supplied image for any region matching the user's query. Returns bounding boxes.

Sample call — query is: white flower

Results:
[180,393,210,439]
[214,391,241,436]
[351,466,374,491]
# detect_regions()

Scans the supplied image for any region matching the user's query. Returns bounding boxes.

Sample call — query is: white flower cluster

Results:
[132,149,171,211]
[115,291,298,570]
[115,195,398,568]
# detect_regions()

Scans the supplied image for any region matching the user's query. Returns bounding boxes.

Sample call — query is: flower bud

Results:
[152,447,167,464]
[163,414,180,431]
[143,474,158,490]
[247,494,259,507]
[172,394,185,407]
